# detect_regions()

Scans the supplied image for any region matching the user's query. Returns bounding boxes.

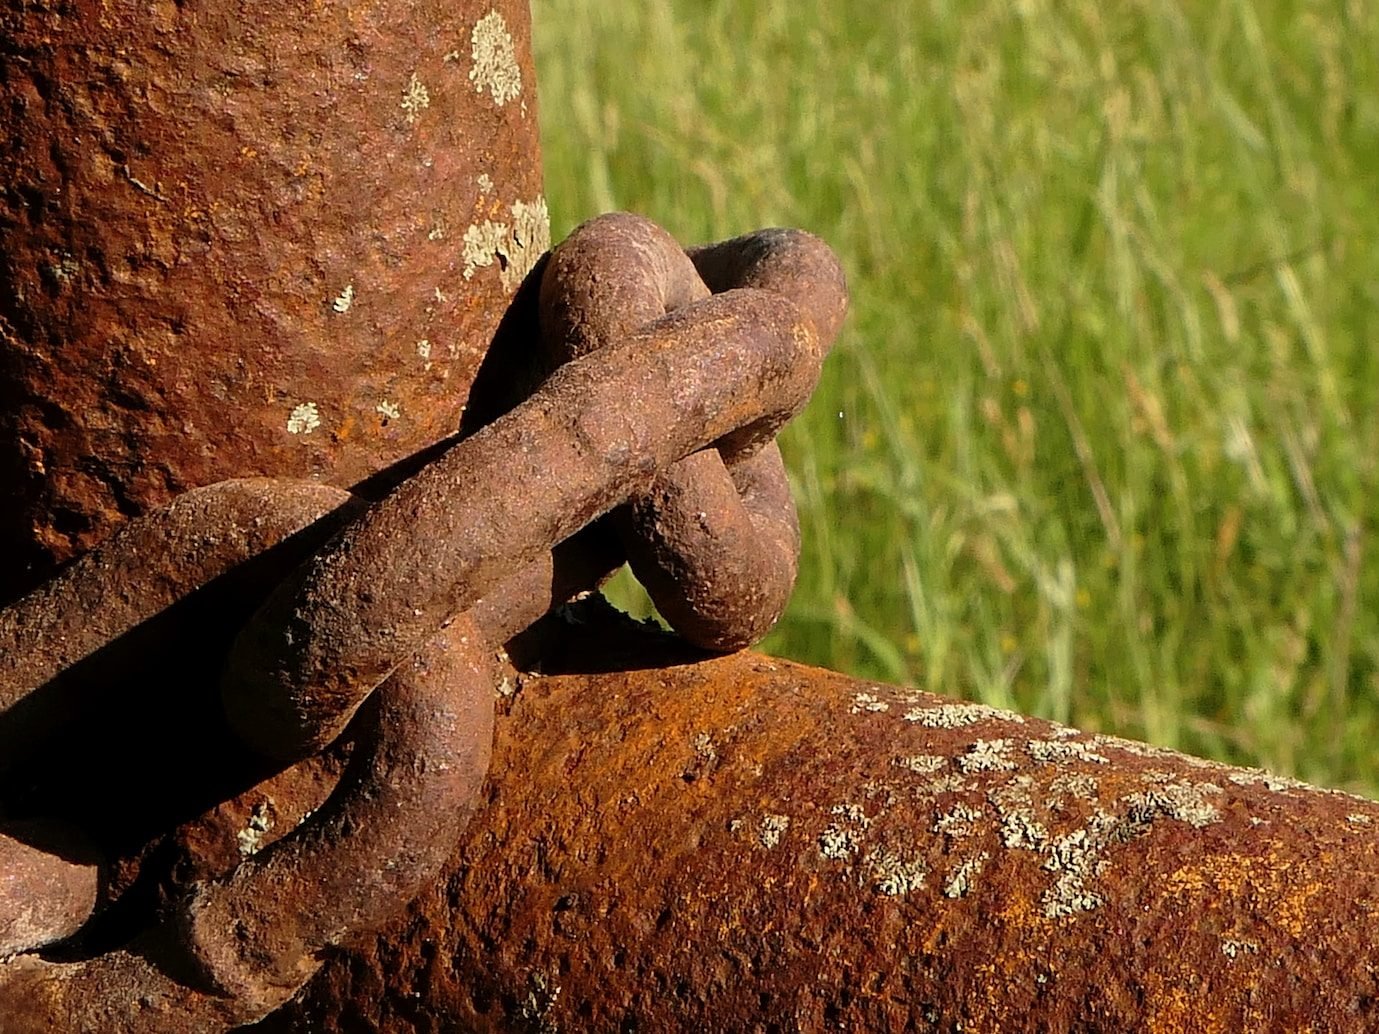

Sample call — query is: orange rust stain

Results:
[1273,876,1324,938]
[1146,983,1221,1033]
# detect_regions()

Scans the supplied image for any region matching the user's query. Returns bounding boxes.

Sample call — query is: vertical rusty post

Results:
[0,0,546,602]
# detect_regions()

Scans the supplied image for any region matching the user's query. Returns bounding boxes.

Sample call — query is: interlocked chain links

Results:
[0,213,847,1029]
[541,213,849,651]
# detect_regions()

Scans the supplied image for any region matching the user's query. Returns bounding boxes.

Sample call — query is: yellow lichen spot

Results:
[401,72,430,124]
[462,219,510,281]
[236,802,273,857]
[461,197,551,290]
[1013,378,1029,398]
[469,11,521,107]
[286,402,321,436]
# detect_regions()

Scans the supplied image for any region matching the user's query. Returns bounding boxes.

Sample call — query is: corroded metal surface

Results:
[0,0,545,600]
[3,1,1377,1031]
[246,611,1379,1033]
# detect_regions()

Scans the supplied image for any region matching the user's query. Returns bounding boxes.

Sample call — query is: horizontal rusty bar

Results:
[5,608,1377,1031]
[251,610,1379,1032]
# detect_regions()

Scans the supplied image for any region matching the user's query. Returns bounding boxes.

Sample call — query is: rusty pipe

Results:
[7,616,1379,1032]
[0,0,545,602]
[239,612,1379,1034]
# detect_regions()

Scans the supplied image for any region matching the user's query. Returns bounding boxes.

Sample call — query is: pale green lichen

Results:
[943,852,990,898]
[462,197,551,290]
[850,691,890,714]
[1125,782,1222,828]
[759,814,790,849]
[1348,813,1374,825]
[691,732,717,764]
[894,754,948,775]
[903,702,1028,728]
[286,402,321,435]
[332,283,355,313]
[987,774,1036,815]
[819,802,872,860]
[376,400,401,422]
[237,802,273,857]
[1047,771,1100,803]
[507,198,551,287]
[462,220,509,281]
[1227,768,1311,793]
[1125,783,1224,832]
[46,253,80,284]
[1041,816,1118,918]
[933,803,985,838]
[864,847,927,896]
[400,72,430,124]
[999,810,1050,850]
[957,738,1018,773]
[1037,780,1224,919]
[469,11,522,106]
[916,773,978,795]
[1084,733,1178,760]
[519,972,561,1034]
[1026,739,1110,765]
[818,824,859,861]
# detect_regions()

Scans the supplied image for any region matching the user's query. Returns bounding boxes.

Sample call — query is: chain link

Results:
[0,213,847,1029]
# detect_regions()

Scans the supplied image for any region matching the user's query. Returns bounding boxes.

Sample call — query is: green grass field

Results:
[530,0,1379,794]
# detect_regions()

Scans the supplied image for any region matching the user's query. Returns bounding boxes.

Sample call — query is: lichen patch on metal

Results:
[462,197,550,290]
[332,283,355,314]
[236,802,274,858]
[758,814,790,849]
[286,402,322,436]
[468,10,522,107]
[903,702,1028,728]
[400,72,430,124]
[850,691,889,714]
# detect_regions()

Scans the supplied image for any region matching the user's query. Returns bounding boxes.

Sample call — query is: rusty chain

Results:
[0,212,847,1029]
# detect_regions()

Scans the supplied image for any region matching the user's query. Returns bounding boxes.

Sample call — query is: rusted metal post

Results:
[2,3,1378,1032]
[0,0,546,602]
